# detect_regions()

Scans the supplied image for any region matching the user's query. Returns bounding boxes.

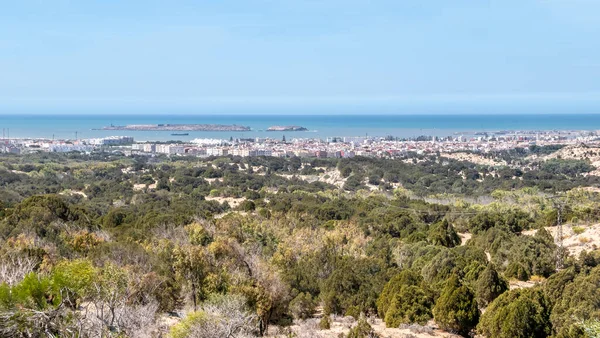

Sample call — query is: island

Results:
[266,125,308,132]
[96,124,251,132]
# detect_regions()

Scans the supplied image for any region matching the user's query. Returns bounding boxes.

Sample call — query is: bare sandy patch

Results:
[205,196,245,208]
[441,152,507,167]
[59,189,88,199]
[523,223,600,256]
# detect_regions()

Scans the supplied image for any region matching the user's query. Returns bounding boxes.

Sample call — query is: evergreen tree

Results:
[477,288,551,338]
[429,219,460,248]
[376,269,422,317]
[475,264,508,306]
[433,275,479,336]
[384,285,433,327]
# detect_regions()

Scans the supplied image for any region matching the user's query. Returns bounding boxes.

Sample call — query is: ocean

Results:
[1,114,600,142]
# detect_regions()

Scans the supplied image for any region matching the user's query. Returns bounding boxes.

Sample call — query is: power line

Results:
[549,195,566,270]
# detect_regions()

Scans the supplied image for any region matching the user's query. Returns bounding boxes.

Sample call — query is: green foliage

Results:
[347,314,378,338]
[321,256,389,317]
[550,266,600,337]
[169,311,207,338]
[289,292,316,320]
[3,153,600,335]
[433,275,479,336]
[475,264,508,306]
[376,269,422,317]
[319,315,332,330]
[505,262,531,281]
[384,285,433,327]
[429,219,460,248]
[477,288,551,338]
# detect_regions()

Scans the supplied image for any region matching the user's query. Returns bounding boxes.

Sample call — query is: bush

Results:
[289,292,316,320]
[319,315,331,330]
[169,294,256,338]
[432,275,479,336]
[347,314,378,338]
[429,219,460,248]
[477,288,551,338]
[475,264,508,306]
[384,285,433,327]
[505,262,530,281]
[550,266,600,337]
[376,270,422,317]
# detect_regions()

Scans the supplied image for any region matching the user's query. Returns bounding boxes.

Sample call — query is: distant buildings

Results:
[3,129,598,158]
[88,136,133,146]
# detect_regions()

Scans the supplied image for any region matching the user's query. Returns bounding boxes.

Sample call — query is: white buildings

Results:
[155,144,185,155]
[88,136,133,146]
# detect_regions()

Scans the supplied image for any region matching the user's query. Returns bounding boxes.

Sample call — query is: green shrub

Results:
[376,269,422,317]
[384,285,433,327]
[475,264,508,306]
[550,266,600,337]
[347,314,378,338]
[289,292,316,320]
[319,315,331,330]
[429,219,460,248]
[505,262,530,281]
[477,288,551,338]
[433,275,479,336]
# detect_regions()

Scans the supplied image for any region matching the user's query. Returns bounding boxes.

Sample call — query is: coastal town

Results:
[1,130,599,159]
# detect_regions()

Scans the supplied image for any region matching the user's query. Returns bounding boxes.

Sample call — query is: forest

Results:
[1,150,600,337]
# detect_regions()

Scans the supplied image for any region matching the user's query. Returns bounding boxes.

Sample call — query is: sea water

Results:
[1,114,600,142]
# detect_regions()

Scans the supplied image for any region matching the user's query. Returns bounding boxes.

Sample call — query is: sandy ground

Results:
[59,189,88,199]
[279,168,348,189]
[205,196,246,208]
[269,317,462,338]
[133,182,157,191]
[440,152,507,167]
[509,280,541,290]
[458,232,472,246]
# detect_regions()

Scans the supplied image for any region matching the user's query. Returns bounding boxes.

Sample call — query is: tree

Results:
[477,288,551,338]
[376,269,422,317]
[173,245,209,311]
[429,219,460,248]
[433,275,479,336]
[475,264,508,306]
[550,266,600,337]
[384,285,433,327]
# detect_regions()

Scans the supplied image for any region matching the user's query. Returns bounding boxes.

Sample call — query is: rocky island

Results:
[266,125,308,131]
[97,124,251,132]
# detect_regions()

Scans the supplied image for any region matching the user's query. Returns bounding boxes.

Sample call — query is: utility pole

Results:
[556,203,564,270]
[550,195,565,270]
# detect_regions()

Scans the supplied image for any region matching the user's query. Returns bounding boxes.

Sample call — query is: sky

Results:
[1,0,600,114]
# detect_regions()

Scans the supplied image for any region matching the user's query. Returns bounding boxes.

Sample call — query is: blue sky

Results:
[1,0,600,114]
